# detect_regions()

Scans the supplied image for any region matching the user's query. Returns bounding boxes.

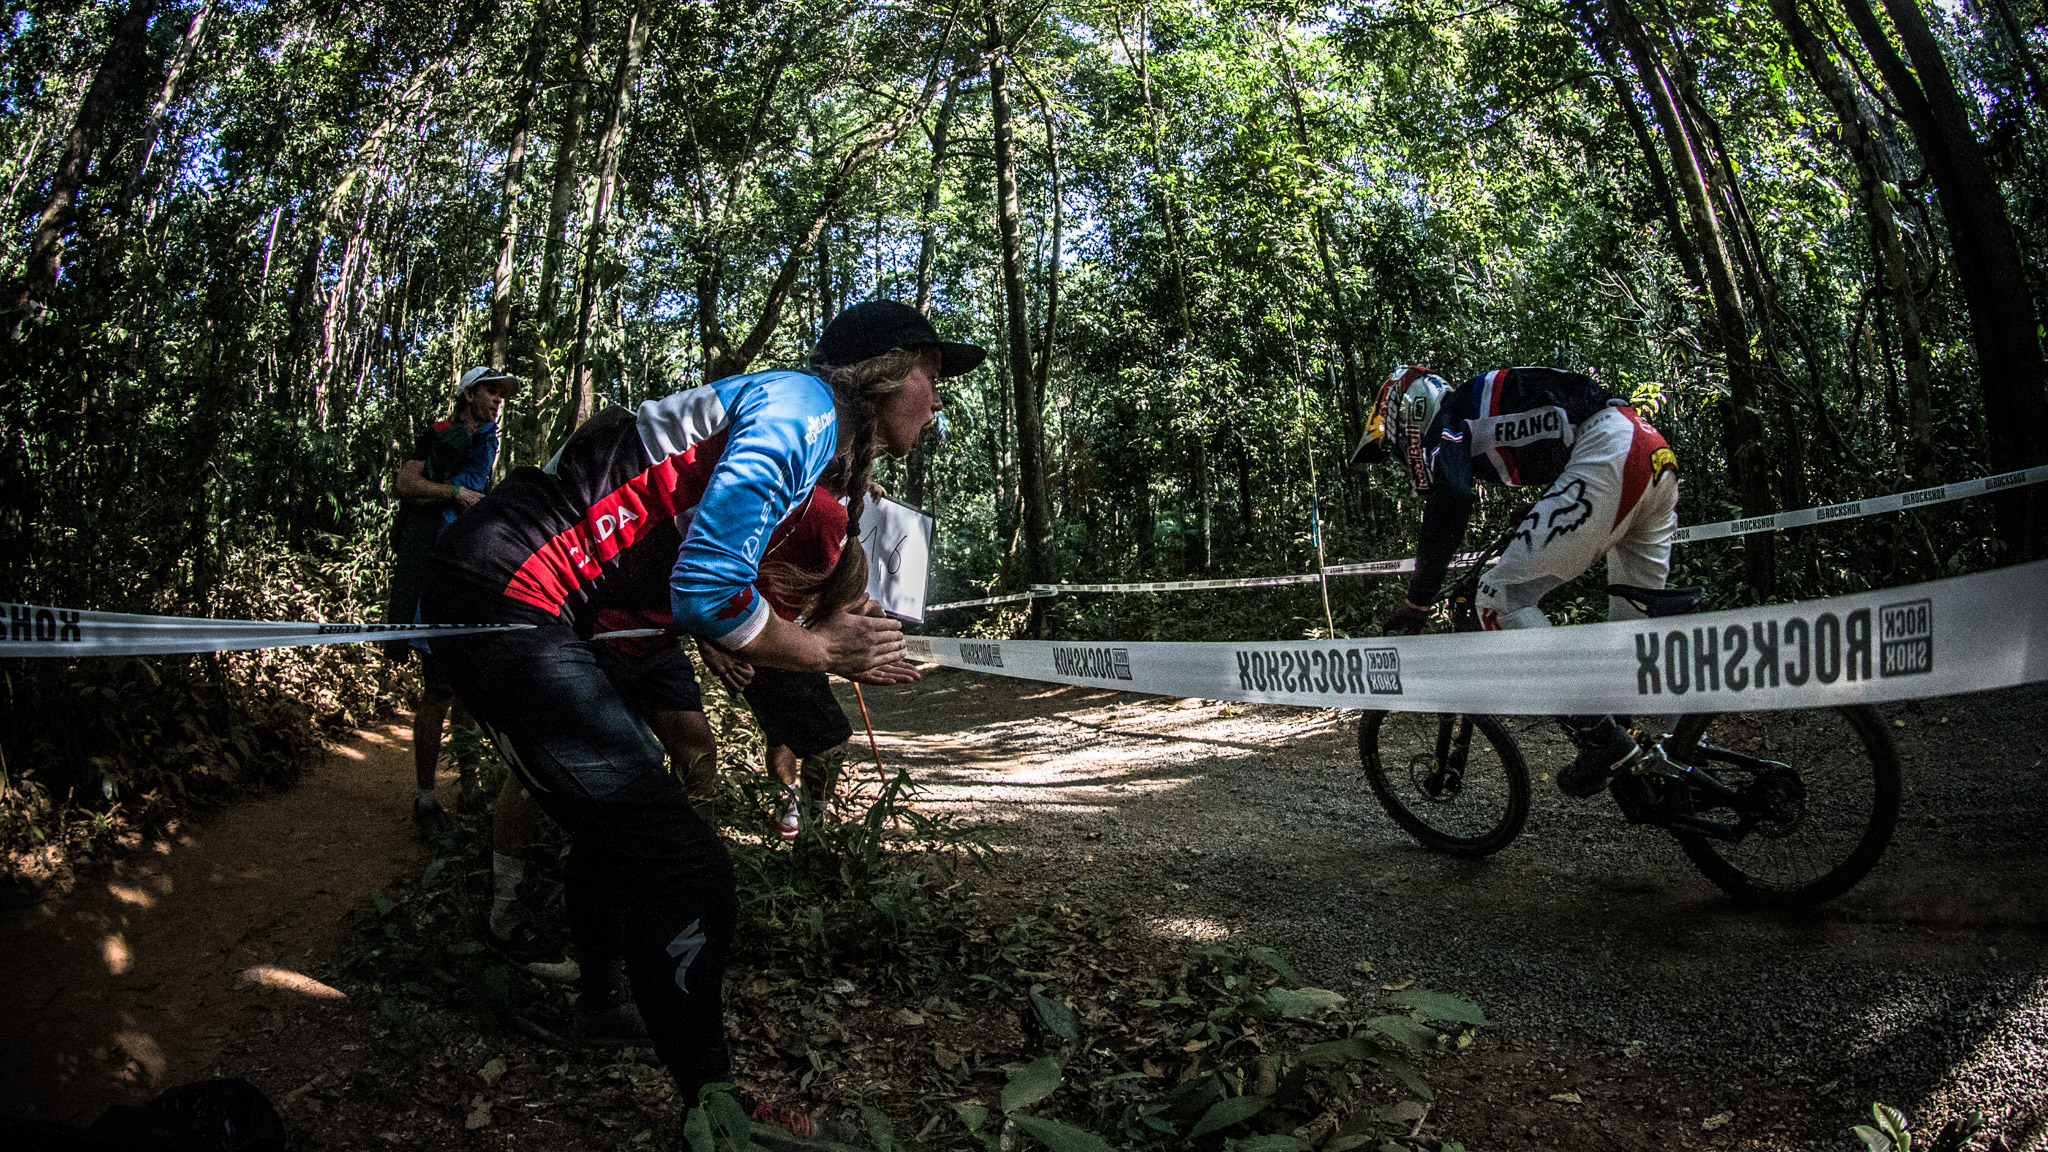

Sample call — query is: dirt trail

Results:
[0,723,424,1127]
[850,671,2048,1148]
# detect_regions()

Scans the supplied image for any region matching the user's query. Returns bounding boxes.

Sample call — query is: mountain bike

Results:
[1356,525,1902,907]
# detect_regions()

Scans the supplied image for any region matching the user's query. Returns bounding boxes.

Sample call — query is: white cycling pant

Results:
[1477,405,1680,630]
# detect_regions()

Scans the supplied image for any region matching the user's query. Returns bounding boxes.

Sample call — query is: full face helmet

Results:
[1350,365,1448,492]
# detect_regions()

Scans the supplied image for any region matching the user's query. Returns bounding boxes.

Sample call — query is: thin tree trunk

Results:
[9,0,158,336]
[562,3,649,435]
[1272,26,1363,440]
[490,0,551,371]
[123,0,214,212]
[1769,0,1935,481]
[530,0,596,455]
[1607,0,1775,594]
[1842,0,2048,554]
[986,3,1053,629]
[912,79,960,312]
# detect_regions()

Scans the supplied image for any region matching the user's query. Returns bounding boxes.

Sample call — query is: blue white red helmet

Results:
[1351,365,1447,492]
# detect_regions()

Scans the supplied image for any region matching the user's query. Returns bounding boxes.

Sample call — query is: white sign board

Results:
[859,496,933,622]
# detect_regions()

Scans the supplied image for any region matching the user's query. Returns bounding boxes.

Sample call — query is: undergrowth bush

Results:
[0,526,409,885]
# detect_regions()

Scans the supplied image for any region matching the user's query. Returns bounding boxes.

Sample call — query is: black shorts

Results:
[741,666,853,759]
[588,639,704,715]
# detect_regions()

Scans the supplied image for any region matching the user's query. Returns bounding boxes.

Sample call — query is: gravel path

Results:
[853,673,2048,1149]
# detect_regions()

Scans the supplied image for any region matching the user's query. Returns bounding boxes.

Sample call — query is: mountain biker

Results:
[1351,364,1681,797]
[420,300,979,1127]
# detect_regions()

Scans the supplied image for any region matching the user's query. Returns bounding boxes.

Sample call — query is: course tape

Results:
[906,559,2047,715]
[0,603,528,659]
[1025,465,2048,592]
[925,589,1057,613]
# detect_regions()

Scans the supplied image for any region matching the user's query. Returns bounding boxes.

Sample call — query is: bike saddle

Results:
[1606,583,1706,617]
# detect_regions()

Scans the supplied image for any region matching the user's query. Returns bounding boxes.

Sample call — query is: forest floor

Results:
[3,672,2044,1150]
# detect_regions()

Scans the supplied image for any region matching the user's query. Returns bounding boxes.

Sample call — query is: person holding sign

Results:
[420,300,978,1130]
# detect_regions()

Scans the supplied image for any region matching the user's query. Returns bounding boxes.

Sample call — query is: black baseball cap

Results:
[810,300,986,378]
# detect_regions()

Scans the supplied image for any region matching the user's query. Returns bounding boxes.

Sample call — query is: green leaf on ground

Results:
[1002,1056,1063,1114]
[1262,987,1347,1019]
[954,1103,988,1133]
[1293,1038,1371,1066]
[1190,1094,1268,1138]
[1383,988,1487,1026]
[1365,1014,1441,1051]
[863,1105,896,1152]
[1032,991,1081,1044]
[1245,946,1300,986]
[1225,1136,1301,1152]
[1012,1114,1115,1152]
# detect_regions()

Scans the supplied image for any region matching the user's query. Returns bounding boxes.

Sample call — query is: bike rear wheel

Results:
[1663,705,1901,907]
[1358,711,1530,857]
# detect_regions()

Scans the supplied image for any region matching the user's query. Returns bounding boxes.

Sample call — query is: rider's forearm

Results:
[731,613,829,674]
[1407,486,1476,606]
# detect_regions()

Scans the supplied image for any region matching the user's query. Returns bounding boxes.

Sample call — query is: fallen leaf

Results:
[1549,1092,1583,1105]
[1141,1060,1165,1079]
[1182,1038,1210,1052]
[1352,959,1375,974]
[1380,977,1416,991]
[479,1057,507,1087]
[465,1097,492,1130]
[1702,1111,1733,1131]
[893,1009,925,1027]
[932,1044,960,1070]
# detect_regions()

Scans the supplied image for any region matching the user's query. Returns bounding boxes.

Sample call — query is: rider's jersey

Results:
[1408,367,1670,606]
[1421,367,1622,496]
[425,370,839,648]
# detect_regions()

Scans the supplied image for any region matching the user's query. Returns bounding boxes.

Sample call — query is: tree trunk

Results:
[1768,0,1935,481]
[561,2,649,436]
[1841,0,2048,555]
[1607,0,1776,595]
[1189,434,1211,572]
[9,0,158,336]
[1273,27,1363,442]
[987,4,1053,630]
[529,0,596,455]
[489,0,551,372]
[912,79,960,312]
[123,0,214,213]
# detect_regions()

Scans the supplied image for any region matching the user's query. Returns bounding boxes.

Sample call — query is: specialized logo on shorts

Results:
[1631,602,1929,695]
[960,641,1004,668]
[667,920,707,993]
[7,605,83,644]
[1052,645,1132,681]
[1235,646,1401,696]
[1878,599,1933,677]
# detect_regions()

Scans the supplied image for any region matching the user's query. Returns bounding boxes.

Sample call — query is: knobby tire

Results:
[1358,711,1531,858]
[1664,705,1901,907]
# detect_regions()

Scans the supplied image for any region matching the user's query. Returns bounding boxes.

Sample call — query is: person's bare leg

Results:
[647,710,718,820]
[490,777,542,939]
[765,744,798,787]
[448,699,486,811]
[414,691,453,795]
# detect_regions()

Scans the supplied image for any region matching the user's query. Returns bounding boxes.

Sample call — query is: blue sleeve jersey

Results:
[424,369,840,645]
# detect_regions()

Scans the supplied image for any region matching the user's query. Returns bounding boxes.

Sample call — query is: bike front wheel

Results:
[1663,705,1901,907]
[1358,711,1531,857]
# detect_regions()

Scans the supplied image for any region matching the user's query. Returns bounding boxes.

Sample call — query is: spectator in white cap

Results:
[388,366,521,842]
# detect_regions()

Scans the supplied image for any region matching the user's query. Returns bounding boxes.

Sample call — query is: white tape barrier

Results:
[907,559,2047,715]
[1021,465,2048,593]
[1669,464,2048,542]
[0,602,528,659]
[925,589,1056,613]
